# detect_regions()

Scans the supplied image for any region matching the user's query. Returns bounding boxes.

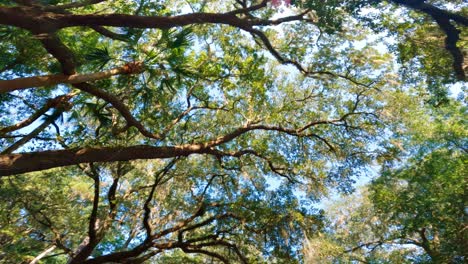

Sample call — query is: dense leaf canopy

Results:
[306,102,467,263]
[0,0,466,263]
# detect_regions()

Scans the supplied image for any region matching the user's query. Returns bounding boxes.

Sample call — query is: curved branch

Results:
[0,94,74,134]
[35,32,77,75]
[188,240,247,264]
[73,82,162,140]
[29,245,57,264]
[142,159,177,240]
[390,0,467,80]
[90,26,129,41]
[69,164,101,263]
[32,26,163,143]
[248,27,374,87]
[391,0,468,26]
[1,109,65,154]
[432,15,465,80]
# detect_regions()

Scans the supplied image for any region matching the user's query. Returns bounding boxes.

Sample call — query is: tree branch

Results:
[69,164,103,263]
[29,245,57,264]
[1,109,68,154]
[72,82,162,140]
[0,93,75,134]
[0,113,364,175]
[35,32,77,75]
[390,0,467,80]
[391,0,468,26]
[142,159,177,240]
[0,62,143,93]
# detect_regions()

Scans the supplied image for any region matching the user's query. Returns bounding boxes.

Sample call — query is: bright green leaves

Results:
[370,148,467,262]
[0,169,93,262]
[156,28,197,91]
[391,17,462,105]
[1,0,466,262]
[311,100,468,263]
[294,0,346,33]
[0,27,47,76]
[358,0,466,100]
[85,47,113,70]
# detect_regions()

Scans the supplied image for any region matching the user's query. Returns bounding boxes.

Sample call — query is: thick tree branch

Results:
[390,0,467,80]
[390,0,468,26]
[0,113,366,175]
[69,164,101,263]
[142,159,177,240]
[432,15,465,80]
[0,7,252,32]
[0,62,143,93]
[0,144,212,176]
[35,32,77,75]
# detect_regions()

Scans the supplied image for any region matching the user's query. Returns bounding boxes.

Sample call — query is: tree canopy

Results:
[0,0,466,263]
[305,101,467,263]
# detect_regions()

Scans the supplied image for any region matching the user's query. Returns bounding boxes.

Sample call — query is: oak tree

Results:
[0,0,466,263]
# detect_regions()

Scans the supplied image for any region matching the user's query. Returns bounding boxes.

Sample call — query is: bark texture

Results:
[0,145,212,176]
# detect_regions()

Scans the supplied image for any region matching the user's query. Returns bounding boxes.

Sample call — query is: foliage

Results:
[308,102,467,263]
[0,0,466,263]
